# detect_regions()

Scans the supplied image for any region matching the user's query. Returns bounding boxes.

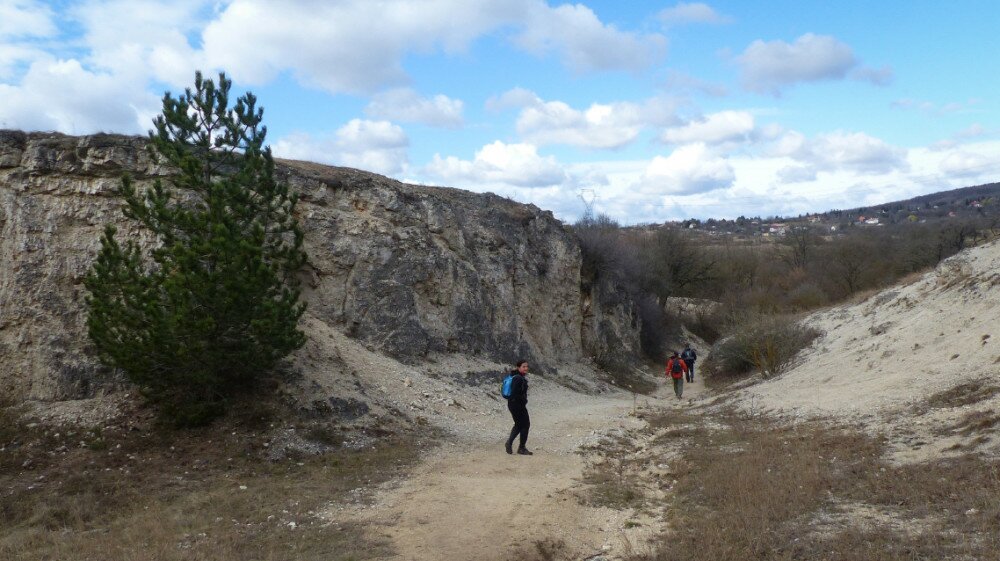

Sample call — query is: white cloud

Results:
[0,43,47,78]
[430,138,1000,225]
[807,131,908,174]
[514,92,679,149]
[737,33,858,95]
[661,110,755,145]
[657,2,731,26]
[0,1,59,78]
[1,0,669,137]
[272,119,409,175]
[0,0,57,39]
[200,0,663,96]
[956,123,987,139]
[775,130,908,179]
[71,0,209,86]
[0,57,158,133]
[485,87,540,112]
[769,130,807,157]
[639,143,735,195]
[202,0,527,94]
[514,2,666,74]
[425,141,567,188]
[891,98,981,115]
[939,150,994,178]
[0,1,208,134]
[776,165,817,183]
[662,70,728,97]
[364,88,464,128]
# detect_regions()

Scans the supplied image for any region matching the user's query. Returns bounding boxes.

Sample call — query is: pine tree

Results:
[84,72,307,426]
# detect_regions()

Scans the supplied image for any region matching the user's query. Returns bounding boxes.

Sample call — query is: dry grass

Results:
[503,537,571,561]
[602,366,659,396]
[642,410,708,445]
[578,433,646,510]
[925,379,1000,409]
[946,409,1000,437]
[637,409,1000,561]
[0,400,426,561]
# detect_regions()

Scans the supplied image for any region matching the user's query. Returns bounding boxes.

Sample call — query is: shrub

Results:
[704,313,821,380]
[685,306,726,344]
[575,214,638,283]
[785,281,830,310]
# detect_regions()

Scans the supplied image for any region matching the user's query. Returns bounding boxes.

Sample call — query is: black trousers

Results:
[507,401,530,449]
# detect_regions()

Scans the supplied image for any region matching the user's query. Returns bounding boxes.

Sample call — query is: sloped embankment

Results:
[739,239,1000,461]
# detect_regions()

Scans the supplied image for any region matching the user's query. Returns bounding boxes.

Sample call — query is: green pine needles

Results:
[84,72,307,426]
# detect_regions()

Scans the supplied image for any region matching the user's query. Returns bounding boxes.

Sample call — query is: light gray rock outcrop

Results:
[0,131,642,401]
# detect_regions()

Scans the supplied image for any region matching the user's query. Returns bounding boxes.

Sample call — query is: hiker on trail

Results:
[665,351,688,400]
[505,360,532,456]
[681,345,698,383]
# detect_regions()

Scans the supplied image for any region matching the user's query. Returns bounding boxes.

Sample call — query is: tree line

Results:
[573,212,998,377]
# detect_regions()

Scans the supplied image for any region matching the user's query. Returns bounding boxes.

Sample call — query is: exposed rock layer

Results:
[0,131,641,401]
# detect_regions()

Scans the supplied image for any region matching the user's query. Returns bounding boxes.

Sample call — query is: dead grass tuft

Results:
[947,409,1000,437]
[533,537,568,561]
[926,379,1000,409]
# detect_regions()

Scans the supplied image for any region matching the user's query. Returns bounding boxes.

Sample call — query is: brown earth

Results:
[323,368,706,560]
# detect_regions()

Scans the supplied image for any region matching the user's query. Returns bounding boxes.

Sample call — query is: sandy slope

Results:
[738,239,1000,462]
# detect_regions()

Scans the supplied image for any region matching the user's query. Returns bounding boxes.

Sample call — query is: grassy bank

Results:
[641,409,1000,561]
[0,403,426,561]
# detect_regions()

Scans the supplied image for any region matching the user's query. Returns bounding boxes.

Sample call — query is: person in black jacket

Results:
[505,360,532,455]
[681,345,698,383]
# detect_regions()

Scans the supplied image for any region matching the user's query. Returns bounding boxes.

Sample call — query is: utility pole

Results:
[578,189,597,223]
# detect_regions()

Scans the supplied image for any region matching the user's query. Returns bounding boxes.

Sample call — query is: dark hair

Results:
[516,359,528,368]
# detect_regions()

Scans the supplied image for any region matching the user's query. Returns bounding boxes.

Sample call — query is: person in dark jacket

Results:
[505,360,532,455]
[681,345,698,383]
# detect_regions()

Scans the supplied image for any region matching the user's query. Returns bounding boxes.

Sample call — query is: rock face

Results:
[0,131,642,401]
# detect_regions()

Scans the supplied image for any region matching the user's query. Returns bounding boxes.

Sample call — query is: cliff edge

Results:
[0,131,642,404]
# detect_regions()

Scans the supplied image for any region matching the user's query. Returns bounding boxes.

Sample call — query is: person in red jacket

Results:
[665,351,688,400]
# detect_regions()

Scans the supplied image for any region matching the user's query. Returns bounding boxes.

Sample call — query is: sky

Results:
[2,1,999,224]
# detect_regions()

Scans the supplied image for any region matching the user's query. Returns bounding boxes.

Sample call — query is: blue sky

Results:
[2,1,998,223]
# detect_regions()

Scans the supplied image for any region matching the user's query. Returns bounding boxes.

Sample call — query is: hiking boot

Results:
[505,441,513,455]
[517,448,533,456]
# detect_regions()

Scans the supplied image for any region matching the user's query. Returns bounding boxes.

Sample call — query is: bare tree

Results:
[635,228,716,297]
[780,226,822,270]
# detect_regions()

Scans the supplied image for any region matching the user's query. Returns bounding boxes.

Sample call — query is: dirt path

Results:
[329,371,708,560]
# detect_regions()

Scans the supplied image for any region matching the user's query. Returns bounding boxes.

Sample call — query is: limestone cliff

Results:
[0,131,642,401]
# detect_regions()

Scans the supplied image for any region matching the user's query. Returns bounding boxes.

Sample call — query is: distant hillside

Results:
[891,181,1000,211]
[810,181,1000,226]
[652,181,1000,238]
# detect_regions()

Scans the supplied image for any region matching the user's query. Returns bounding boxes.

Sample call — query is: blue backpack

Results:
[501,373,514,399]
